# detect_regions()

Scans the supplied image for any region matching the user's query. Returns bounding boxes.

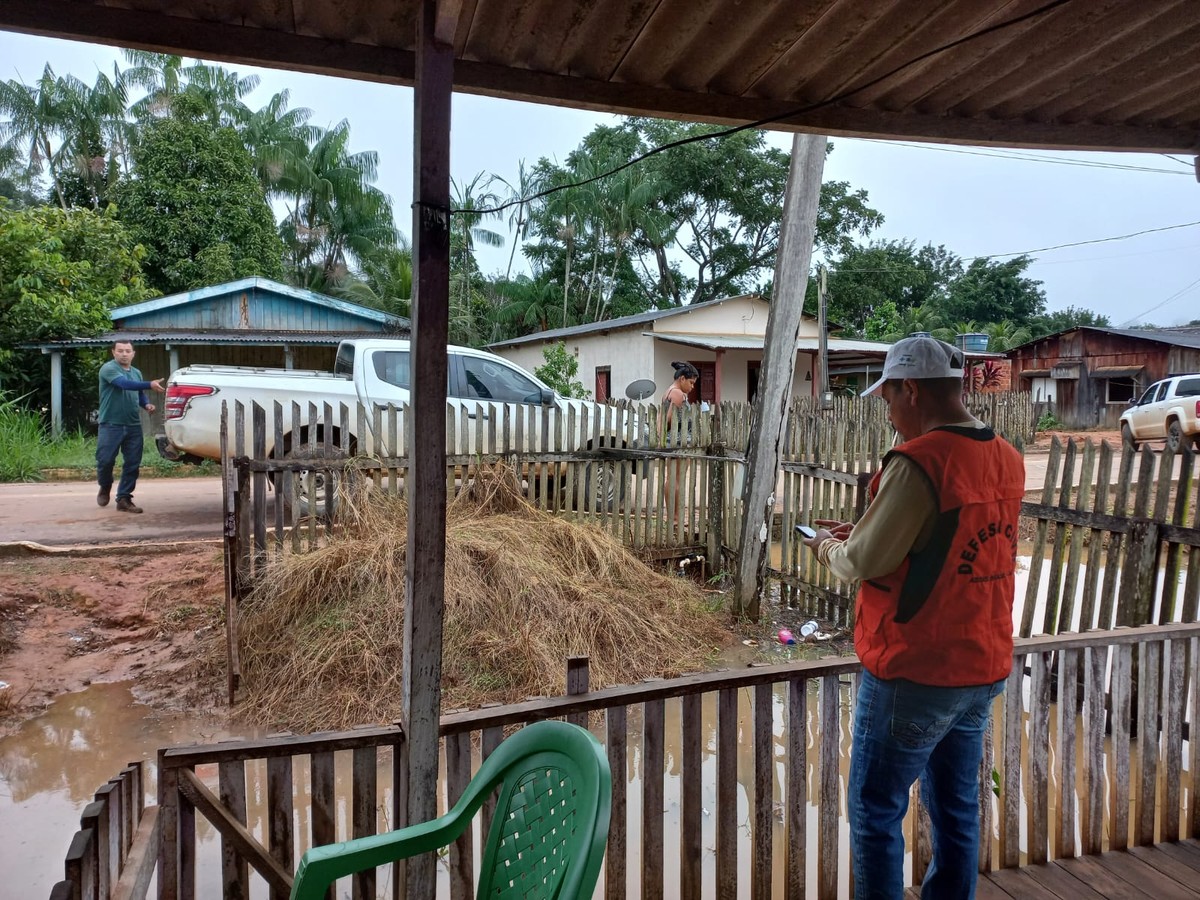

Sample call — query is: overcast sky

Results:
[4,30,1198,327]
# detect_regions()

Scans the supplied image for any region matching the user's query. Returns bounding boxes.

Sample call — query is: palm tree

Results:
[491,274,563,336]
[279,120,397,288]
[57,69,129,208]
[0,65,73,208]
[335,242,414,319]
[234,89,318,199]
[982,319,1033,352]
[494,160,537,281]
[450,172,504,344]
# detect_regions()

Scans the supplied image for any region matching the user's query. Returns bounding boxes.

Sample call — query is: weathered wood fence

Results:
[59,622,1200,900]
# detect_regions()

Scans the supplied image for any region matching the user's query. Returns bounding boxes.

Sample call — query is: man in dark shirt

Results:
[96,341,164,513]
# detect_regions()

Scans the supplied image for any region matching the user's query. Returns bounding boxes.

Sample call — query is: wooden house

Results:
[32,277,409,434]
[1008,326,1200,428]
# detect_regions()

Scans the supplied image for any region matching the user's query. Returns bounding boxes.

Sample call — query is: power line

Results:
[451,0,1076,218]
[968,220,1200,260]
[1161,154,1195,169]
[1119,275,1200,326]
[859,139,1189,176]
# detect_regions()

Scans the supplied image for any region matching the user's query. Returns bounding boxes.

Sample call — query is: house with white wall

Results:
[487,294,893,405]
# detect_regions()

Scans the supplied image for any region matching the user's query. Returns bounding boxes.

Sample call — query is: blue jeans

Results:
[849,670,1005,900]
[96,423,144,500]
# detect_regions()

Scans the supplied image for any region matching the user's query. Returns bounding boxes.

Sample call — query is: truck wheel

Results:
[582,459,627,513]
[1120,423,1138,450]
[1166,420,1183,453]
[282,444,348,520]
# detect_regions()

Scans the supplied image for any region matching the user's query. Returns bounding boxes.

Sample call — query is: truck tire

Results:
[1166,420,1183,453]
[582,459,628,513]
[282,443,349,520]
[1120,422,1138,450]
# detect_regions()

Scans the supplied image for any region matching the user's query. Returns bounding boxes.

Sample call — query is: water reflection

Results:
[0,682,249,898]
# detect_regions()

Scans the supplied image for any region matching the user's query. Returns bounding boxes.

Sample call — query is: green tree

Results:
[490,273,563,338]
[0,65,75,209]
[0,201,151,423]
[334,242,414,319]
[1031,305,1112,336]
[114,92,285,293]
[821,240,960,334]
[449,173,503,345]
[938,255,1046,326]
[534,342,587,398]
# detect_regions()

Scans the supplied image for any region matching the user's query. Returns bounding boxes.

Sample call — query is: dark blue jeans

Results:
[96,423,144,501]
[849,670,1006,900]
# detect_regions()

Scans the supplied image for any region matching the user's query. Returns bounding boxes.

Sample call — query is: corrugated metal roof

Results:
[646,332,896,355]
[110,277,409,328]
[1010,326,1200,353]
[487,295,765,349]
[3,1,1197,151]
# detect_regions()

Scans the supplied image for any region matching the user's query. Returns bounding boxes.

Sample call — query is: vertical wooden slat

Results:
[1162,638,1185,841]
[752,682,773,900]
[311,750,336,900]
[716,687,738,900]
[95,781,121,890]
[786,678,808,900]
[818,673,839,900]
[79,801,104,900]
[273,402,286,553]
[1078,440,1113,631]
[1110,643,1132,851]
[1000,661,1023,867]
[1082,644,1107,855]
[1056,648,1079,858]
[446,732,473,900]
[1058,441,1095,633]
[64,828,95,900]
[352,746,378,900]
[1136,640,1161,846]
[566,656,589,728]
[642,697,665,900]
[179,773,196,900]
[1027,652,1051,864]
[267,756,294,900]
[680,694,702,900]
[605,705,628,900]
[1041,438,1075,635]
[219,760,250,900]
[157,751,178,900]
[1189,637,1200,840]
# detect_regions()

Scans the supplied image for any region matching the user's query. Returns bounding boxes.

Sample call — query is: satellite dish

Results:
[625,378,656,401]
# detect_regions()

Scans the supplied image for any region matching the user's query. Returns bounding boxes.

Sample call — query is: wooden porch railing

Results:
[54,621,1192,900]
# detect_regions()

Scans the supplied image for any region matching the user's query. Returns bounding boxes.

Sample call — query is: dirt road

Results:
[0,476,229,547]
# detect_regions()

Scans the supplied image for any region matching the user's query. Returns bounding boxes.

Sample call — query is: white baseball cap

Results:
[863,336,966,396]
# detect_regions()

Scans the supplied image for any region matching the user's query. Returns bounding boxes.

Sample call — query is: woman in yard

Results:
[661,361,699,534]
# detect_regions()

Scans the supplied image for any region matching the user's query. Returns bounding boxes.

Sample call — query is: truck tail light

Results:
[165,384,216,420]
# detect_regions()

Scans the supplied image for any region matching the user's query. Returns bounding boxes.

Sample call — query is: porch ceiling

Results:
[2,0,1198,152]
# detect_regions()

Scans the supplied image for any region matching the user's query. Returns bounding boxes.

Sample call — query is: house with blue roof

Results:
[30,277,409,435]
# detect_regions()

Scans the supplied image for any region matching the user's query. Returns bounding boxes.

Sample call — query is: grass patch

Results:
[0,395,217,482]
[220,462,731,732]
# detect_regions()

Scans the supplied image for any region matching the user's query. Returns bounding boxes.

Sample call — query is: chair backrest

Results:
[472,721,612,900]
[288,720,611,900]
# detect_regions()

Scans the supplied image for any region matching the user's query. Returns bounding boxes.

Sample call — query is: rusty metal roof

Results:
[2,0,1198,152]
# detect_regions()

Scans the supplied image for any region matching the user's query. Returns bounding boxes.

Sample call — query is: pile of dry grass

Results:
[229,463,729,732]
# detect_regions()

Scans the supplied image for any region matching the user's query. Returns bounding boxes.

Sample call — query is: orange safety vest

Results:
[855,426,1025,686]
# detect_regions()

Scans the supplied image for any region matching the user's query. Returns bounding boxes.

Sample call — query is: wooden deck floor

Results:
[905,839,1200,899]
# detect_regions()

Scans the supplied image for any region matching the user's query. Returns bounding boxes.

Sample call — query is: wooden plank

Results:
[1078,440,1113,631]
[1058,440,1095,633]
[1022,438,1062,637]
[1110,644,1132,851]
[566,656,589,728]
[1098,446,1137,631]
[176,768,293,897]
[987,865,1061,899]
[218,760,250,900]
[351,746,377,900]
[162,725,402,768]
[1056,648,1079,859]
[1136,640,1162,846]
[1127,844,1200,893]
[1153,840,1200,875]
[642,697,665,900]
[680,694,702,900]
[1081,645,1107,855]
[1011,858,1108,899]
[1040,437,1075,636]
[605,706,627,900]
[1163,641,1186,841]
[158,752,179,900]
[1090,847,1200,899]
[267,755,294,899]
[446,732,473,900]
[786,678,807,900]
[110,807,161,900]
[1000,661,1023,867]
[1190,638,1200,840]
[310,750,336,900]
[716,686,738,900]
[1028,652,1051,864]
[818,673,839,900]
[79,797,108,900]
[64,826,96,900]
[752,682,773,900]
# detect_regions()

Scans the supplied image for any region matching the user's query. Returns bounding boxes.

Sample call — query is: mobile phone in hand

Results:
[795,525,817,539]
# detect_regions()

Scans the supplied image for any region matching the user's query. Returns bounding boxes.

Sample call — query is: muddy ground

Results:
[0,542,226,733]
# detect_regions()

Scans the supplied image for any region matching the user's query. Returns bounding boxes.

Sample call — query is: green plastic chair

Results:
[290,720,612,900]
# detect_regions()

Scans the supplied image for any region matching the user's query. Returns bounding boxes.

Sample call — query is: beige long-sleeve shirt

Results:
[816,419,986,582]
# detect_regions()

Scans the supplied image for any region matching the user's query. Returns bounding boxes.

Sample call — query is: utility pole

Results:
[732,133,828,621]
[816,265,830,407]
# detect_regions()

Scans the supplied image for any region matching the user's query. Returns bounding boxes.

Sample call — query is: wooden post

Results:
[403,1,454,896]
[732,133,827,620]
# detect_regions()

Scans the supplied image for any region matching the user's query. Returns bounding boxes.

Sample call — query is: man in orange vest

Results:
[800,335,1025,899]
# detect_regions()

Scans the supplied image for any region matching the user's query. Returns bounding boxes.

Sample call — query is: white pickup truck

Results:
[158,338,640,512]
[1119,374,1200,452]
